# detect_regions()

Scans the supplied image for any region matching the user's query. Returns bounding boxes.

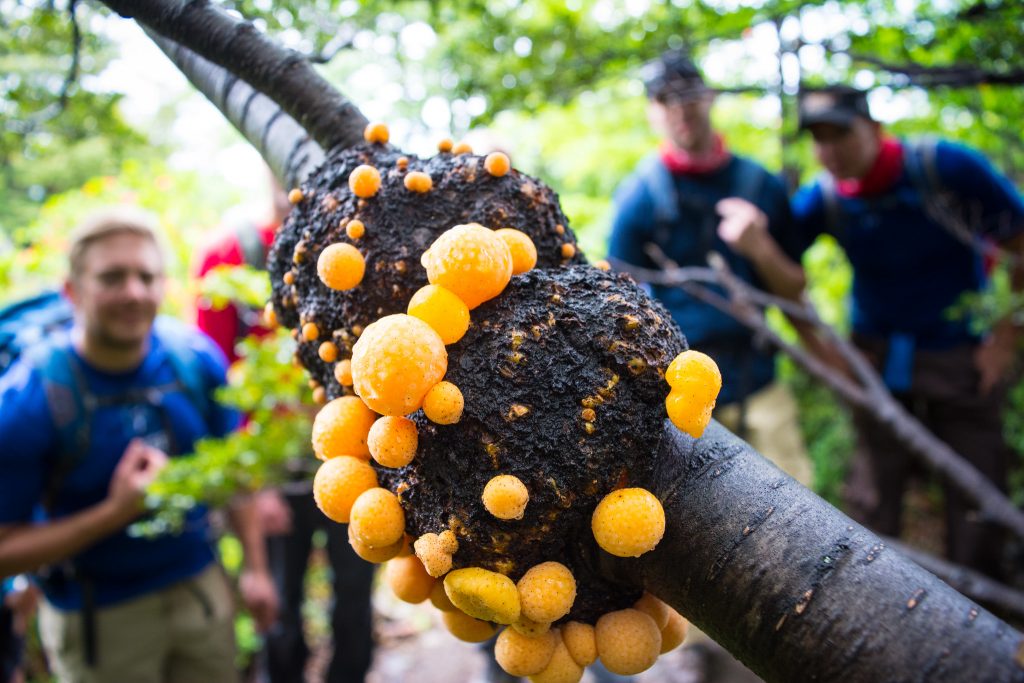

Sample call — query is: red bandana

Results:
[659,134,732,176]
[835,137,904,198]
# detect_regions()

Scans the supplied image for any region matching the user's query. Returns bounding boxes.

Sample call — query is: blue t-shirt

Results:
[609,154,798,404]
[791,140,1024,348]
[0,324,239,610]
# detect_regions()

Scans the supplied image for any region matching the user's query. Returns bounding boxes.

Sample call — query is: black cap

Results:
[798,86,873,130]
[641,50,710,102]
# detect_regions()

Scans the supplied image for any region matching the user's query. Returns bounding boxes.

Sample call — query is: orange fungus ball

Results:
[404,171,433,193]
[350,314,448,416]
[422,381,464,425]
[484,152,511,177]
[312,455,378,523]
[591,488,666,558]
[363,121,389,144]
[346,219,366,240]
[311,395,377,461]
[407,284,470,345]
[349,164,382,198]
[495,228,537,275]
[421,223,513,309]
[664,350,722,438]
[350,487,406,548]
[317,243,365,291]
[367,416,418,468]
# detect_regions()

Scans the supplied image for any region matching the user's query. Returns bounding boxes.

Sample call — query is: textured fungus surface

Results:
[268,142,585,394]
[273,142,686,625]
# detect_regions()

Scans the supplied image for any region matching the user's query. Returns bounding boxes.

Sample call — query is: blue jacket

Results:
[0,325,238,610]
[792,139,1024,350]
[609,154,798,404]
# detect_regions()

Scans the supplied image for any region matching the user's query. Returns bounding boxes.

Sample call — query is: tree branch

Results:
[615,251,1024,543]
[99,0,367,152]
[143,30,324,190]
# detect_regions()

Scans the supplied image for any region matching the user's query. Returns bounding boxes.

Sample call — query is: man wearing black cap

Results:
[789,85,1024,579]
[609,49,812,486]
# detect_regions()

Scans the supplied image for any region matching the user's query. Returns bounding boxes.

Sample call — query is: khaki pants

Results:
[716,382,813,487]
[38,564,238,683]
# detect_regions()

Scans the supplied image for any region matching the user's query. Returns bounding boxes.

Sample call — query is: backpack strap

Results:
[731,158,768,203]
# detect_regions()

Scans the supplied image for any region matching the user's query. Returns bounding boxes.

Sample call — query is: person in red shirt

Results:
[194,179,376,683]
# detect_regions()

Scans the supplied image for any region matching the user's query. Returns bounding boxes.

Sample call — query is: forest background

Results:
[2,0,1023,672]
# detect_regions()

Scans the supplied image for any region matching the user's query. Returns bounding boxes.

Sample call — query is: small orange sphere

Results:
[350,487,406,548]
[317,243,366,291]
[363,121,389,144]
[495,229,538,275]
[349,164,382,198]
[438,138,454,153]
[421,223,513,309]
[288,188,304,204]
[422,381,464,425]
[404,171,433,193]
[484,152,511,177]
[560,243,576,259]
[302,322,320,342]
[311,395,378,461]
[407,284,471,345]
[263,302,278,328]
[319,341,339,363]
[334,358,353,386]
[346,219,366,240]
[452,141,473,155]
[367,416,419,468]
[312,455,379,523]
[283,271,296,285]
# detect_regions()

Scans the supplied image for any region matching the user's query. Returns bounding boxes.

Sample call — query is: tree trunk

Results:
[143,30,323,190]
[603,421,1024,683]
[101,0,366,152]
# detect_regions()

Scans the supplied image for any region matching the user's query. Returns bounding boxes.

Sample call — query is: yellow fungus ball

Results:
[591,488,665,558]
[350,314,448,416]
[495,229,538,275]
[595,608,661,676]
[660,610,688,653]
[444,568,521,625]
[349,487,406,548]
[263,302,278,328]
[385,555,435,604]
[283,270,296,285]
[421,223,513,309]
[367,416,418,468]
[560,622,597,667]
[407,284,471,345]
[452,141,473,155]
[348,524,403,563]
[349,164,382,198]
[482,475,529,520]
[438,138,454,153]
[430,580,457,612]
[302,322,320,342]
[317,243,365,291]
[404,171,433,193]
[517,562,576,624]
[665,349,722,399]
[484,152,511,177]
[288,188,304,204]
[312,455,378,523]
[311,396,377,461]
[665,390,714,439]
[363,121,389,144]
[414,531,459,578]
[560,243,576,259]
[312,387,327,405]
[529,637,583,683]
[318,341,339,363]
[593,259,611,271]
[334,359,353,387]
[441,610,498,643]
[422,381,465,425]
[396,156,409,169]
[511,615,551,637]
[634,593,671,630]
[495,627,558,677]
[346,219,366,240]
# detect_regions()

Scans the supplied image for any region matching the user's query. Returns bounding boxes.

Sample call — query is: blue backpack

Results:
[0,291,211,507]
